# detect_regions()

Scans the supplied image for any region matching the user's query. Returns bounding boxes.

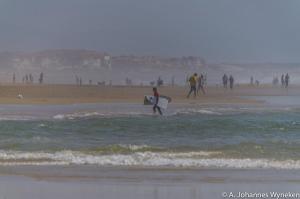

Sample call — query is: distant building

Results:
[104,55,112,69]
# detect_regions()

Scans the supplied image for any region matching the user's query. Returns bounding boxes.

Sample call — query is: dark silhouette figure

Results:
[197,74,206,95]
[285,73,290,88]
[250,76,254,85]
[13,73,16,84]
[281,74,285,87]
[39,72,44,84]
[229,75,234,90]
[222,74,228,88]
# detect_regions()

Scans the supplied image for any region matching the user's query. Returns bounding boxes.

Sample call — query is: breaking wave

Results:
[0,149,298,169]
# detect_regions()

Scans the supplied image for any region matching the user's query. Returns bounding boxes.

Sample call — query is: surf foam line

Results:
[53,112,154,120]
[52,109,224,120]
[174,109,222,115]
[0,150,299,169]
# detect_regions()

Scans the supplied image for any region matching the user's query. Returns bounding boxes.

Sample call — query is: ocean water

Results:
[0,100,299,169]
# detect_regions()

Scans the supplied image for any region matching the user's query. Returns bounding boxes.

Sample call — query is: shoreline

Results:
[0,166,299,199]
[0,84,283,105]
[1,165,298,182]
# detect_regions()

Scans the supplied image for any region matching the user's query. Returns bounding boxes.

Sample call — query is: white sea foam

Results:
[118,144,153,151]
[53,114,65,119]
[38,123,46,127]
[52,111,152,120]
[174,108,222,115]
[50,105,300,120]
[0,116,34,121]
[53,112,105,119]
[0,150,298,169]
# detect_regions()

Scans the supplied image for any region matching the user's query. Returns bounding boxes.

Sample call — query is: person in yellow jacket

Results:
[187,73,198,98]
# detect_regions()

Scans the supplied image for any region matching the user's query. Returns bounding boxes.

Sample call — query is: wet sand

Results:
[0,166,299,199]
[0,83,294,105]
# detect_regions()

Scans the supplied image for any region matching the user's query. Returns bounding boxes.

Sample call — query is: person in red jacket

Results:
[153,87,162,115]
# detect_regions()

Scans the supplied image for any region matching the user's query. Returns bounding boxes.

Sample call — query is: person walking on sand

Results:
[281,74,285,87]
[222,74,228,88]
[25,74,28,84]
[197,74,206,95]
[229,75,234,90]
[39,72,44,84]
[29,74,33,84]
[285,73,290,88]
[13,73,16,84]
[187,73,197,98]
[152,87,162,115]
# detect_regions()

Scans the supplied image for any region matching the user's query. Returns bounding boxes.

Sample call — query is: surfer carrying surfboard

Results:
[144,90,171,113]
[152,87,163,115]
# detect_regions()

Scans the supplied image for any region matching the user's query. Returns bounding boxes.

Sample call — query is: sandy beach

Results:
[0,83,295,105]
[0,166,298,199]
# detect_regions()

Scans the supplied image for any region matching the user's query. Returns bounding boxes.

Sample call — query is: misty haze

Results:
[0,1,299,199]
[0,0,298,85]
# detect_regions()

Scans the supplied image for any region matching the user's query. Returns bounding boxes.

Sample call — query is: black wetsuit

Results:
[153,92,162,115]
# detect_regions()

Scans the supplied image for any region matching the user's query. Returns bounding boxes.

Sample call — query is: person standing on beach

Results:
[13,73,16,84]
[285,73,290,88]
[171,75,175,87]
[222,74,228,88]
[29,74,33,84]
[197,74,206,95]
[229,75,234,90]
[203,74,207,86]
[39,72,44,84]
[25,75,29,84]
[281,74,285,87]
[153,87,162,115]
[187,73,197,98]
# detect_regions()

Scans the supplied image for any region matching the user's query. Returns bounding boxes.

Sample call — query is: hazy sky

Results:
[0,0,300,62]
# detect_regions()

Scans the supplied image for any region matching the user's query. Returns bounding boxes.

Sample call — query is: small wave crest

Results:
[174,108,222,116]
[52,107,229,120]
[53,111,153,120]
[53,112,102,120]
[0,149,298,169]
[0,116,35,121]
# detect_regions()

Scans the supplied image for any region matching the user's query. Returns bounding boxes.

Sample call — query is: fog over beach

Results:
[0,0,299,85]
[0,50,299,86]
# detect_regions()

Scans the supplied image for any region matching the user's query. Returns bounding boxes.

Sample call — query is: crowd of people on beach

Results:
[75,76,82,86]
[269,73,290,88]
[250,76,260,86]
[19,72,44,84]
[281,73,290,88]
[12,72,44,84]
[222,74,234,90]
[22,74,34,84]
[184,72,291,100]
[186,73,206,98]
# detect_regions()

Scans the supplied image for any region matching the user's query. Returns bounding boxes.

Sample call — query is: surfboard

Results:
[144,95,171,109]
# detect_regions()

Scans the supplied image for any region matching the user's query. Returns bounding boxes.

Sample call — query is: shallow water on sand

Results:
[0,98,299,169]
